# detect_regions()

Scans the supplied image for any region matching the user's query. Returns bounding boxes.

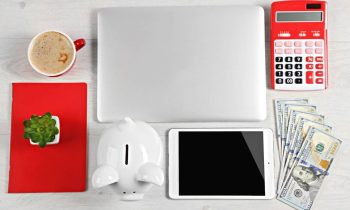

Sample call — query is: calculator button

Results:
[294,48,302,54]
[316,64,323,69]
[295,71,303,77]
[284,48,293,54]
[285,78,293,84]
[315,56,323,62]
[316,78,324,84]
[285,64,293,69]
[295,57,302,62]
[276,78,283,84]
[295,64,302,69]
[275,57,283,62]
[306,71,314,84]
[306,64,314,69]
[315,41,323,47]
[276,71,283,77]
[294,41,302,47]
[306,56,314,62]
[305,48,313,54]
[295,78,303,84]
[284,41,293,47]
[275,41,283,47]
[285,71,293,77]
[315,48,323,54]
[316,71,324,76]
[305,41,314,47]
[275,49,283,54]
[285,57,293,62]
[276,64,283,69]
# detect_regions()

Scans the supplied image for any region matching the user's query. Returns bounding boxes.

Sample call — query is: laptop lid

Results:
[98,6,266,122]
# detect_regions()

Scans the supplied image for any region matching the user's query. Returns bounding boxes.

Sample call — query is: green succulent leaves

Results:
[23,112,59,148]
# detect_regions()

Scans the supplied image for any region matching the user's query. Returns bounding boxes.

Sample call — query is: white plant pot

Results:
[30,116,60,145]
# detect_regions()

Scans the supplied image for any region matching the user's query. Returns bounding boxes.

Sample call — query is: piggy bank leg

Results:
[92,165,119,188]
[136,162,164,186]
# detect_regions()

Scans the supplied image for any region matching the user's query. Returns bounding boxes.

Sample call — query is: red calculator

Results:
[271,1,327,90]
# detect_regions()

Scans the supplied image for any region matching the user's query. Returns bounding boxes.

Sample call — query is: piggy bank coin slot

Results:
[125,144,129,165]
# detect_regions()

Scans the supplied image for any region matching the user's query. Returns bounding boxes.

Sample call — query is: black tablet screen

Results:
[179,131,265,196]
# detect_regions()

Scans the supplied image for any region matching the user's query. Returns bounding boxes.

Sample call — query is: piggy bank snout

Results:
[121,192,144,201]
[116,162,164,193]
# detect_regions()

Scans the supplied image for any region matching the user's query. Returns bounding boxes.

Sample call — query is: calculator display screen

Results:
[277,12,322,22]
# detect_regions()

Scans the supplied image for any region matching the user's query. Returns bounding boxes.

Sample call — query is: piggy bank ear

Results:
[136,163,164,186]
[92,165,119,188]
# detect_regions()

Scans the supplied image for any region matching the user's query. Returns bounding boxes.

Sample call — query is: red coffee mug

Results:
[28,30,86,77]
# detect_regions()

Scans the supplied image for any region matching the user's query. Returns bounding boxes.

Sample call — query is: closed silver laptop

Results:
[98,6,266,122]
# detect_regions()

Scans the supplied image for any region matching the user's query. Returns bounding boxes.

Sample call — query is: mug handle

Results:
[74,39,86,51]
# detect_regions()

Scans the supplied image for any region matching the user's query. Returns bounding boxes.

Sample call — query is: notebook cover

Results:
[8,83,87,193]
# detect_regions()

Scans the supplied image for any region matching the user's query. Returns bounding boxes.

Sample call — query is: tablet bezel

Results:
[168,128,275,199]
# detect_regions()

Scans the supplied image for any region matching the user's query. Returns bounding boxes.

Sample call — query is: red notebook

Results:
[9,83,87,193]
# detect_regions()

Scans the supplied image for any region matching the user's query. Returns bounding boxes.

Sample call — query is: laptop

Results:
[98,6,266,122]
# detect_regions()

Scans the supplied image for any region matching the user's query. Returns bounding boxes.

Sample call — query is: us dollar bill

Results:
[282,105,317,163]
[278,128,341,210]
[274,99,308,161]
[286,119,331,178]
[284,111,322,161]
[278,117,328,193]
[278,111,324,191]
[282,104,316,154]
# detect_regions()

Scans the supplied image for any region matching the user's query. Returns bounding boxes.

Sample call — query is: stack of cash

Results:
[274,99,342,210]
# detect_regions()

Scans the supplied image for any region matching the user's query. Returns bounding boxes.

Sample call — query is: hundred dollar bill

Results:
[284,111,322,161]
[278,128,341,210]
[278,116,327,193]
[274,99,308,161]
[285,120,331,178]
[282,105,317,159]
[279,136,311,196]
[278,111,324,191]
[283,112,324,166]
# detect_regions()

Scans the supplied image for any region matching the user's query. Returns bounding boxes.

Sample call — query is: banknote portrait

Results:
[292,165,325,200]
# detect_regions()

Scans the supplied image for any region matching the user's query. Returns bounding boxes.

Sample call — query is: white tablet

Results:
[168,128,275,199]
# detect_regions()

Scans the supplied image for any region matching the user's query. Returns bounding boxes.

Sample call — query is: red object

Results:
[316,64,323,69]
[8,83,87,193]
[306,56,314,62]
[316,71,324,76]
[306,64,314,69]
[74,39,86,51]
[306,71,314,84]
[316,56,323,62]
[316,78,324,84]
[270,0,328,89]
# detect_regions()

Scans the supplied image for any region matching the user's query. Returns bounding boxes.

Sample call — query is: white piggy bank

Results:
[92,118,164,200]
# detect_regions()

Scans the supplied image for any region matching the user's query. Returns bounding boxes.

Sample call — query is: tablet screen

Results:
[178,131,265,196]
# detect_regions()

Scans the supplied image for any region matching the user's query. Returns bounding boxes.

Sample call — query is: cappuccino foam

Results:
[29,31,74,74]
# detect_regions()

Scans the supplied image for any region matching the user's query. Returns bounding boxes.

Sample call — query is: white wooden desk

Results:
[0,0,350,209]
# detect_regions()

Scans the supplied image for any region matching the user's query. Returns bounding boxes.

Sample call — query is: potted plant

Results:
[23,112,60,148]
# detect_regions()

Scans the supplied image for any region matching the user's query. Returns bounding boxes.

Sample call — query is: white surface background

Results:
[0,0,349,209]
